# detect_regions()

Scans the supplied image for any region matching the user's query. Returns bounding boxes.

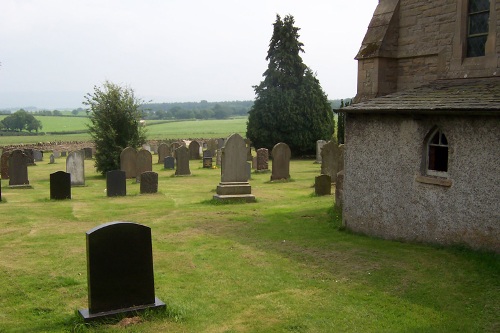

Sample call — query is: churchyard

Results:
[0,152,499,332]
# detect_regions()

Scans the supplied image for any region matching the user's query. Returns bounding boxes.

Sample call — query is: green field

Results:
[0,116,248,144]
[0,158,498,332]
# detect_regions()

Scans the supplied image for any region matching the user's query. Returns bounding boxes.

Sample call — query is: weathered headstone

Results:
[142,144,151,152]
[50,171,71,200]
[256,148,269,172]
[120,147,137,179]
[171,142,181,154]
[24,149,35,165]
[78,222,165,322]
[1,151,10,179]
[61,151,67,157]
[135,150,153,183]
[215,149,222,167]
[106,170,126,197]
[315,140,327,164]
[189,141,201,160]
[66,150,85,186]
[217,138,225,149]
[157,143,170,164]
[33,150,43,162]
[335,170,344,208]
[214,133,255,202]
[314,174,332,196]
[321,141,341,183]
[174,146,191,176]
[206,139,218,157]
[140,171,158,194]
[84,147,93,159]
[245,139,253,161]
[271,143,291,181]
[49,154,55,164]
[53,150,61,158]
[9,150,30,187]
[164,156,175,169]
[202,150,213,168]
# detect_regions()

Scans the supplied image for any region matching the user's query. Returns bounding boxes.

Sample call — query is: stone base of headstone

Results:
[8,184,33,189]
[213,182,255,202]
[255,169,270,173]
[78,297,166,323]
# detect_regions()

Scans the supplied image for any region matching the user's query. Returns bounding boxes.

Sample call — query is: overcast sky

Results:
[0,0,378,109]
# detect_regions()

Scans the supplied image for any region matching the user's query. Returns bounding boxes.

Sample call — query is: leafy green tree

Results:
[84,81,147,175]
[246,14,333,156]
[0,109,42,132]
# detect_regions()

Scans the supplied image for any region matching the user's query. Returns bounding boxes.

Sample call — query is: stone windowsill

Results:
[415,175,452,187]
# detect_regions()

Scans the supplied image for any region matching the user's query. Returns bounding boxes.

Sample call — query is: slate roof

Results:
[346,77,500,115]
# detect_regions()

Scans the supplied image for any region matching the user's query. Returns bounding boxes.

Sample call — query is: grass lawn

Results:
[0,158,498,332]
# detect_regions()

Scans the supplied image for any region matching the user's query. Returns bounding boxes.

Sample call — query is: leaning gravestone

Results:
[164,156,175,169]
[174,146,191,176]
[256,148,269,172]
[321,141,341,183]
[140,171,158,194]
[50,171,71,200]
[214,133,255,202]
[135,150,152,183]
[157,143,170,164]
[78,222,165,322]
[66,150,85,186]
[189,141,201,160]
[314,174,332,196]
[9,150,30,187]
[315,140,327,164]
[271,143,291,181]
[106,170,126,197]
[1,151,10,179]
[120,147,137,179]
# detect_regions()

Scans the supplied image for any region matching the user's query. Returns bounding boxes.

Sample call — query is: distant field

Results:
[0,116,248,145]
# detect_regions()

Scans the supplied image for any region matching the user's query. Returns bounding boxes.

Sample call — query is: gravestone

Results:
[66,150,85,186]
[49,154,55,164]
[61,151,67,157]
[252,156,257,169]
[321,141,341,183]
[1,151,10,179]
[215,149,222,167]
[24,149,35,165]
[245,139,253,161]
[135,150,152,183]
[33,150,43,162]
[174,146,191,176]
[214,133,255,202]
[84,147,93,159]
[53,150,61,158]
[50,171,71,200]
[189,141,201,160]
[106,170,126,197]
[157,143,170,164]
[140,171,158,194]
[256,148,269,172]
[171,142,181,154]
[314,174,332,196]
[120,147,137,179]
[150,144,158,154]
[9,150,30,187]
[217,138,225,149]
[202,150,213,168]
[164,156,175,169]
[206,139,218,157]
[271,143,291,181]
[315,140,327,164]
[142,144,151,152]
[78,222,165,322]
[335,170,344,208]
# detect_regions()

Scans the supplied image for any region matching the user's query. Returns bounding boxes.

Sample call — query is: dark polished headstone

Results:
[9,150,30,187]
[50,171,71,200]
[79,222,165,322]
[140,171,158,194]
[164,156,175,169]
[106,170,126,197]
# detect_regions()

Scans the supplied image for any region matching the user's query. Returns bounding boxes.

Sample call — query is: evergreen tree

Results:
[84,81,146,175]
[246,14,333,156]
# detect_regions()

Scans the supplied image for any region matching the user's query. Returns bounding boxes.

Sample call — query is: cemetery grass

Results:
[0,159,498,333]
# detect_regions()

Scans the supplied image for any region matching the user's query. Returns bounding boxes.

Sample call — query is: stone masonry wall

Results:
[343,113,500,252]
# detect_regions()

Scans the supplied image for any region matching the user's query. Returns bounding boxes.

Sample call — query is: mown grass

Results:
[0,157,498,332]
[0,117,248,145]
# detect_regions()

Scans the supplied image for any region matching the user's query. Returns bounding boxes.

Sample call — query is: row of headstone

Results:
[106,170,159,196]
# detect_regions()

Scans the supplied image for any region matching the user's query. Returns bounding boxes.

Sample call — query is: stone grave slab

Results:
[135,150,152,183]
[66,150,85,186]
[314,174,332,196]
[271,143,291,181]
[9,150,30,187]
[120,147,137,179]
[50,171,71,200]
[174,146,191,176]
[106,170,126,197]
[140,171,158,194]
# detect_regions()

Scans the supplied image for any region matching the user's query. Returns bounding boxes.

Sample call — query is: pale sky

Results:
[0,0,378,109]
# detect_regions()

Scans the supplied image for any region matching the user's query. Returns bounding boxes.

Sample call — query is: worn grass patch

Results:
[0,158,498,332]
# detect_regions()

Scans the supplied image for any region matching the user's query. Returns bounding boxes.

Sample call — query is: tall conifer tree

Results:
[246,14,333,156]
